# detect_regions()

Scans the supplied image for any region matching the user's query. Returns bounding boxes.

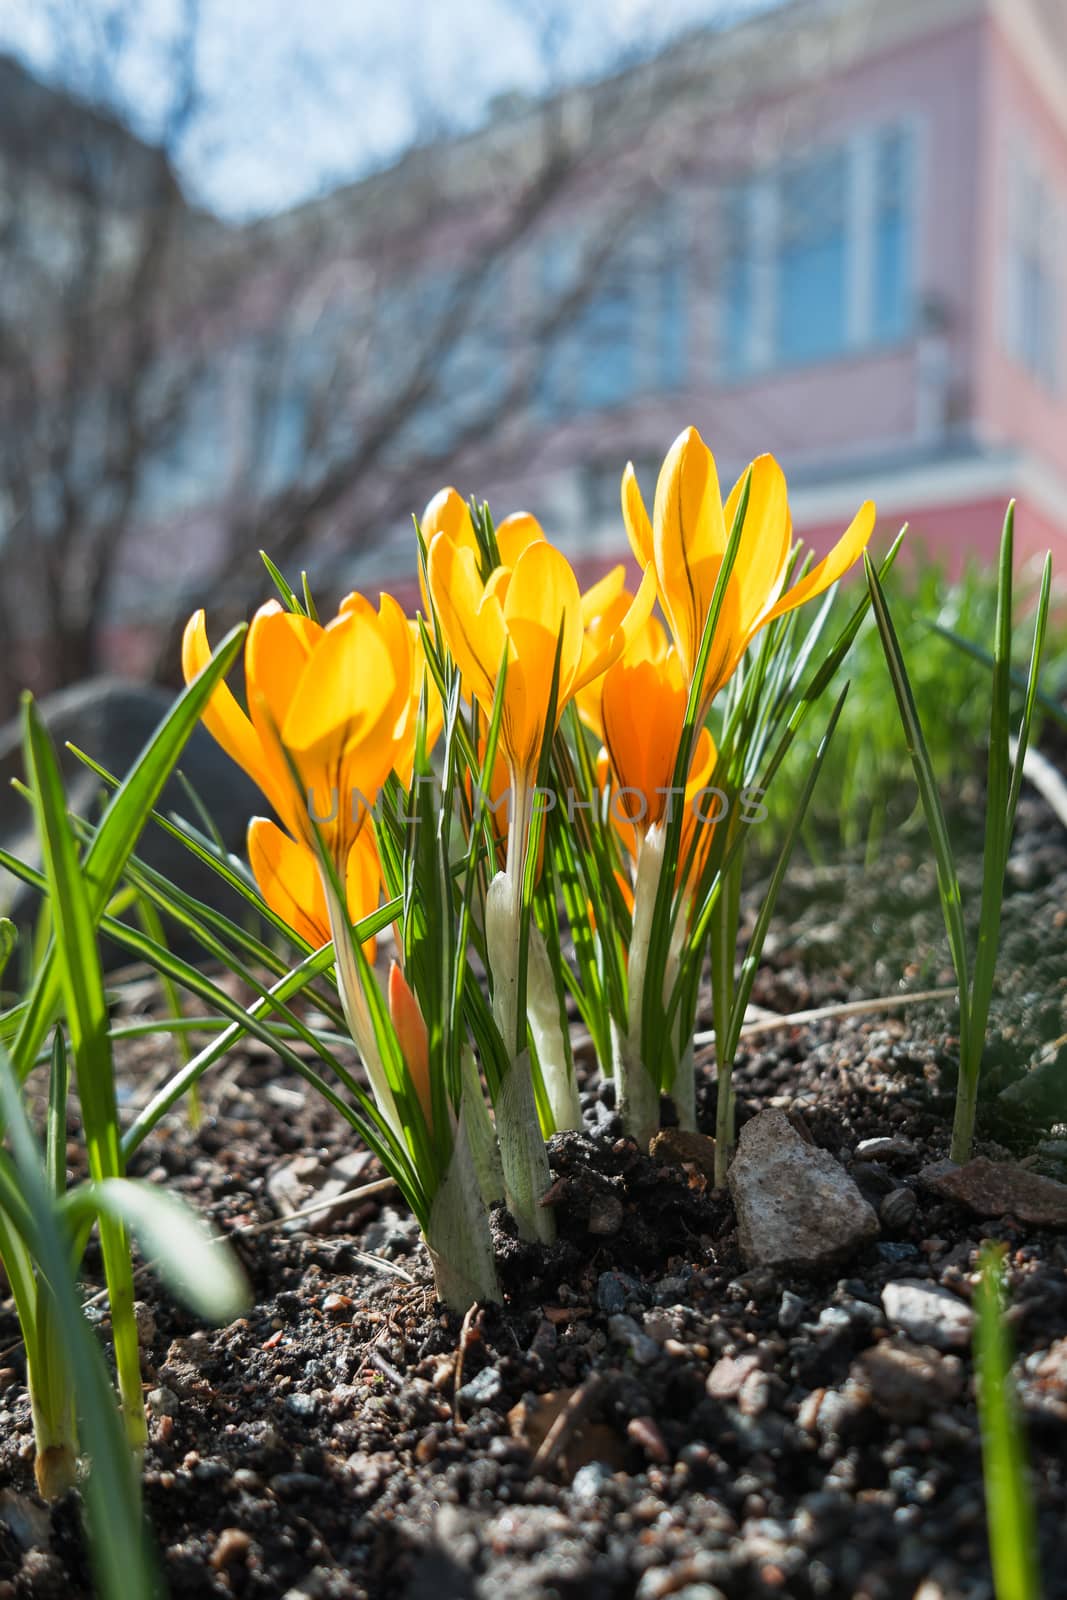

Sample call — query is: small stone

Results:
[322,1293,353,1319]
[627,1415,669,1462]
[210,1528,252,1571]
[133,1302,157,1348]
[852,1339,964,1420]
[0,1490,50,1552]
[855,1136,917,1163]
[777,1291,807,1330]
[146,1386,179,1417]
[587,1192,624,1235]
[649,1128,718,1180]
[707,1353,762,1401]
[608,1314,660,1365]
[457,1366,503,1408]
[597,1270,642,1315]
[729,1109,880,1270]
[880,1188,918,1233]
[881,1280,974,1350]
[571,1462,614,1502]
[920,1157,1067,1228]
[285,1391,317,1418]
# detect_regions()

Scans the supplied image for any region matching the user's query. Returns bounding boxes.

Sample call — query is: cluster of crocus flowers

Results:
[180,422,878,1308]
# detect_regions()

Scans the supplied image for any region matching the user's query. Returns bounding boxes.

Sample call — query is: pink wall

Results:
[973,16,1067,477]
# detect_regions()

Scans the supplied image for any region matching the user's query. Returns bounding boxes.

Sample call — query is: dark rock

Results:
[920,1157,1067,1228]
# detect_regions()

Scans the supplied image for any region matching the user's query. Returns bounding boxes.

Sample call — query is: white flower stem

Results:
[527,924,581,1133]
[324,883,402,1140]
[484,774,556,1243]
[615,825,668,1149]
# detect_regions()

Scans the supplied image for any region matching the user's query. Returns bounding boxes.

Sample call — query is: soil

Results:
[1,788,1066,1600]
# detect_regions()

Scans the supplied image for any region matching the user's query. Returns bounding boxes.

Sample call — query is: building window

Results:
[1005,155,1060,391]
[777,148,848,363]
[721,185,754,377]
[575,269,635,410]
[718,121,916,378]
[536,237,637,417]
[873,127,913,342]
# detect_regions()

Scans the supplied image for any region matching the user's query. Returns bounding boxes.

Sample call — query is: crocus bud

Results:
[388,961,432,1131]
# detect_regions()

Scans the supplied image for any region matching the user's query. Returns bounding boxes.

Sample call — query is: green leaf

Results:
[64,1179,250,1326]
[0,1046,160,1600]
[863,554,971,1043]
[10,625,246,1079]
[0,918,16,983]
[974,1245,1042,1600]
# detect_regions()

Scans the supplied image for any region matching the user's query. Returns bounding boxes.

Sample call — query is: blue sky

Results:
[0,0,775,218]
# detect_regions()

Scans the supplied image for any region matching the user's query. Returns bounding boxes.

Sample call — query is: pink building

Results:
[433,0,1067,591]
[21,0,1064,680]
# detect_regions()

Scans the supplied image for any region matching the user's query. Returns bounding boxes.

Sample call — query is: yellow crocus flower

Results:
[622,427,875,707]
[248,818,379,959]
[425,505,656,784]
[182,593,417,880]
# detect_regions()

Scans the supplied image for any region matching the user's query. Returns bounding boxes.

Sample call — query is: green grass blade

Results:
[10,625,246,1078]
[974,1245,1042,1600]
[20,697,146,1451]
[46,1028,69,1201]
[64,1179,250,1326]
[864,555,971,1037]
[0,1046,160,1600]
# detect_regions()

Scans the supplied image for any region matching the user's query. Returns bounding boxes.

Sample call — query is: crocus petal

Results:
[248,816,331,949]
[245,605,324,833]
[724,453,792,638]
[760,499,876,629]
[653,426,727,681]
[573,560,658,695]
[181,612,282,811]
[496,512,545,568]
[504,540,584,714]
[422,486,476,551]
[344,828,380,962]
[388,960,432,1131]
[579,565,627,630]
[426,533,505,714]
[621,462,653,568]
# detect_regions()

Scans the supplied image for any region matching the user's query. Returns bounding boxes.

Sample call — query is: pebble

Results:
[707,1353,762,1400]
[146,1386,179,1417]
[0,1490,50,1552]
[778,1290,808,1329]
[881,1280,974,1350]
[285,1391,317,1418]
[210,1528,252,1570]
[571,1462,615,1503]
[729,1110,880,1269]
[457,1366,504,1407]
[880,1188,918,1233]
[852,1340,964,1420]
[855,1136,918,1163]
[597,1271,644,1315]
[608,1315,660,1366]
[920,1157,1067,1228]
